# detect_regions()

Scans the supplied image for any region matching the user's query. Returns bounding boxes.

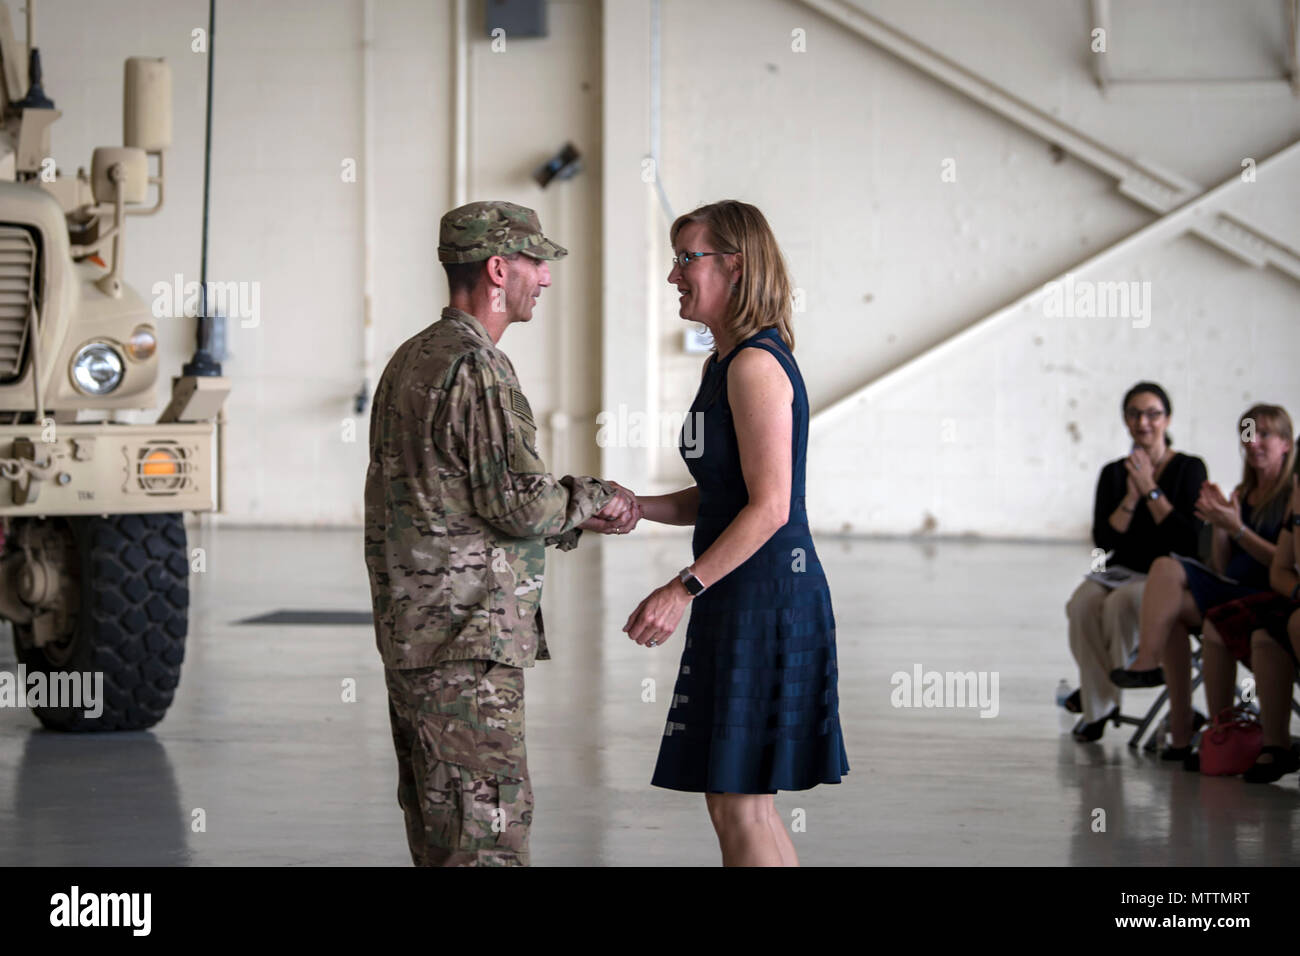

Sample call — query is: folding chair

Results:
[1116,631,1213,752]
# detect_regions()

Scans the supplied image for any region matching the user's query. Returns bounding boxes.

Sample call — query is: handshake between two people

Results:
[578,481,642,535]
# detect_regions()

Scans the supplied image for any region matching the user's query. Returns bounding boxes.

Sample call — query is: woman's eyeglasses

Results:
[1124,408,1165,422]
[671,250,731,269]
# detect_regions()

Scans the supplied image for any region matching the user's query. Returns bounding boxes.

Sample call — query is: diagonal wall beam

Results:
[811,139,1300,431]
[793,0,1300,279]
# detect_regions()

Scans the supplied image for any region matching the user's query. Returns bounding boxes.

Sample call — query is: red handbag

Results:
[1198,705,1263,776]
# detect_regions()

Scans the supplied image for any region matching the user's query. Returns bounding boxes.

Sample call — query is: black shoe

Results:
[1073,707,1119,742]
[1063,689,1082,714]
[1110,666,1165,688]
[1160,712,1208,763]
[1243,746,1300,783]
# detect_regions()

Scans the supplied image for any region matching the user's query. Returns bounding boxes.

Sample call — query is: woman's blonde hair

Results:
[669,200,796,352]
[1237,403,1296,531]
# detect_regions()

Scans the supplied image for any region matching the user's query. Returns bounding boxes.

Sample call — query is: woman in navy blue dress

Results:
[617,200,849,866]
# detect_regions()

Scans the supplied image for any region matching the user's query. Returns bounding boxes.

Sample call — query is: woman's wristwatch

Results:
[677,566,706,597]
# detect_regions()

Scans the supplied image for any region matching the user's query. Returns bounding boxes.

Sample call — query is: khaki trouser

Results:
[1065,576,1146,722]
[384,659,532,866]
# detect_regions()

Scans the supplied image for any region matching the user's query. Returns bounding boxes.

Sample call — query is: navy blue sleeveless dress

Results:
[650,327,850,794]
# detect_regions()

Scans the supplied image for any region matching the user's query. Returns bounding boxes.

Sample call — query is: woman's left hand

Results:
[624,579,691,647]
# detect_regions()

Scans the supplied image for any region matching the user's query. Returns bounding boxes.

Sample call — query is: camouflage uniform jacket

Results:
[365,307,617,670]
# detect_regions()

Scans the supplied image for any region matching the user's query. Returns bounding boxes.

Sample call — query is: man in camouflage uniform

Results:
[365,200,637,866]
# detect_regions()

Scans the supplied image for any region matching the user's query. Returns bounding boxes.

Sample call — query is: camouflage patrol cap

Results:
[438,200,568,263]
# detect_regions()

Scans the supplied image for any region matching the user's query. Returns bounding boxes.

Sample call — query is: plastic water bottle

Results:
[1055,679,1071,708]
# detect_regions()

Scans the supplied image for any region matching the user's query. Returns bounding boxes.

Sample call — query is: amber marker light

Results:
[142,449,178,476]
[126,326,157,360]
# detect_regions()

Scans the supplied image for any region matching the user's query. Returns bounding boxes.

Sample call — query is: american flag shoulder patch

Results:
[509,387,535,426]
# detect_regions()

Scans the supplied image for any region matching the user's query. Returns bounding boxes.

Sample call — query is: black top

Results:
[1092,452,1207,573]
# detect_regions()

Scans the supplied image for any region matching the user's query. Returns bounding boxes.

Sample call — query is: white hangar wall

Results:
[26,0,1300,536]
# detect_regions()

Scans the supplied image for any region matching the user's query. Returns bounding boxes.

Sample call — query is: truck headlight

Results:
[70,342,125,395]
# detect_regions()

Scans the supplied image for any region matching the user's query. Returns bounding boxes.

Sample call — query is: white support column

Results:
[451,0,469,206]
[601,0,655,494]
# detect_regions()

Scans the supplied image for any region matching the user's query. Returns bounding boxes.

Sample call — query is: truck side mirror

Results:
[124,57,171,152]
[91,146,148,204]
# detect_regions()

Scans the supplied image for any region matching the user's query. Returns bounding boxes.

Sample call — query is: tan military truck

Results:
[0,3,228,730]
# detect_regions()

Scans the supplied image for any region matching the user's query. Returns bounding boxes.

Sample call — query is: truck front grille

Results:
[0,226,36,382]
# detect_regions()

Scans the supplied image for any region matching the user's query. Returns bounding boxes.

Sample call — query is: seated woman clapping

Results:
[1065,382,1206,742]
[1112,404,1295,763]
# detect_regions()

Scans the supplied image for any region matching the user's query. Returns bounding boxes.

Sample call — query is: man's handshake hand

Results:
[579,482,642,535]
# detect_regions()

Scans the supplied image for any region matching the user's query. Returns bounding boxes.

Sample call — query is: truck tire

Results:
[11,513,189,731]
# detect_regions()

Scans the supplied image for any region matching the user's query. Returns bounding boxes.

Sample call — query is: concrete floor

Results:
[1,524,1298,866]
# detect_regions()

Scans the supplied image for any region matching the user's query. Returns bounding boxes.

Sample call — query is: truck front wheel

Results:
[10,513,189,731]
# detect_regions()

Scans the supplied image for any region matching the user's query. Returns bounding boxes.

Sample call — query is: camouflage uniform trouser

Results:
[384,659,532,866]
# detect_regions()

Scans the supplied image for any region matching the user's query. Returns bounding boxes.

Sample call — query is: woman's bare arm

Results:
[1270,527,1297,596]
[638,486,699,526]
